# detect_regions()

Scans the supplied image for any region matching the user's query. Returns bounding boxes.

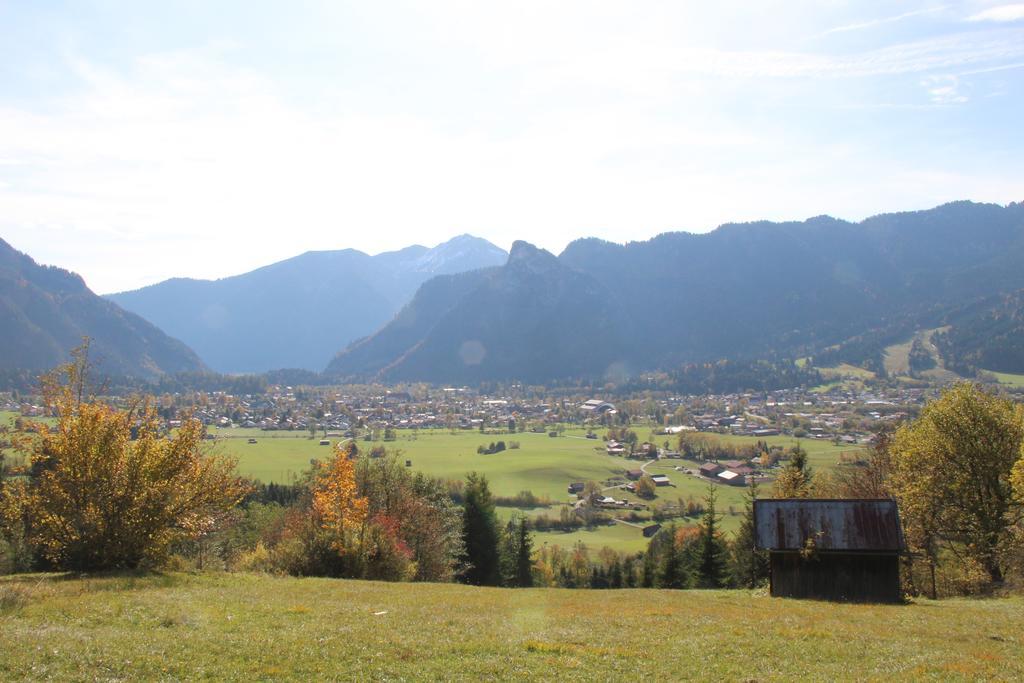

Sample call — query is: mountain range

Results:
[107,235,508,373]
[327,201,1024,384]
[4,200,1024,388]
[0,238,205,380]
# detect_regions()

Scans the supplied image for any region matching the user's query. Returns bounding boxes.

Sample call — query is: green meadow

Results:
[1,572,1021,681]
[4,417,861,552]
[212,425,860,550]
[218,428,636,500]
[986,369,1024,388]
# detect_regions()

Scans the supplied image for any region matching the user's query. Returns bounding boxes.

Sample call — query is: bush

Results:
[12,352,248,571]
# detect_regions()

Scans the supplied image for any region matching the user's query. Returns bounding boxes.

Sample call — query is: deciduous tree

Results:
[20,349,247,571]
[889,383,1024,585]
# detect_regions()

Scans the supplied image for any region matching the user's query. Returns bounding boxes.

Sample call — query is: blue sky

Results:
[1,1,1022,292]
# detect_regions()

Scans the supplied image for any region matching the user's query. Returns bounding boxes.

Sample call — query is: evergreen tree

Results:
[515,516,534,587]
[459,472,501,586]
[609,557,623,588]
[659,534,689,589]
[641,547,658,587]
[693,484,729,588]
[730,479,769,588]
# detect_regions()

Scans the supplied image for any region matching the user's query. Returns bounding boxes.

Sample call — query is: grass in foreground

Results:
[1,572,1022,680]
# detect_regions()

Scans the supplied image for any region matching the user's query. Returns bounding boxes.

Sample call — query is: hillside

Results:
[0,238,205,380]
[108,235,507,373]
[331,201,1024,384]
[1,572,1021,680]
[327,241,627,383]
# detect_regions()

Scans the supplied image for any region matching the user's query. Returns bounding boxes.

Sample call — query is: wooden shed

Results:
[753,499,904,603]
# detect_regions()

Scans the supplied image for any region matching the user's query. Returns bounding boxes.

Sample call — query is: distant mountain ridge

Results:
[326,201,1024,384]
[327,241,627,383]
[0,238,206,380]
[107,235,508,373]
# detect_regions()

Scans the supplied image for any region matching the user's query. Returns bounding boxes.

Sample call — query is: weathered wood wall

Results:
[769,551,901,603]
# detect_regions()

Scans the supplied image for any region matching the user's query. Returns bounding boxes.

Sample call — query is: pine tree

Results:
[730,479,769,588]
[693,484,729,588]
[641,547,658,587]
[459,472,501,586]
[659,542,688,589]
[609,557,623,588]
[515,516,534,587]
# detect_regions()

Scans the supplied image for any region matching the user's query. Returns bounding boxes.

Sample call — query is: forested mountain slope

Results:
[328,201,1024,383]
[0,238,206,380]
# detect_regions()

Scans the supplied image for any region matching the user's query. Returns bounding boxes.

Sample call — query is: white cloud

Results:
[822,5,948,35]
[922,74,969,103]
[967,4,1024,22]
[1,5,1023,292]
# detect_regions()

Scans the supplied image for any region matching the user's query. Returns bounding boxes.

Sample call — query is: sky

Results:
[0,1,1022,294]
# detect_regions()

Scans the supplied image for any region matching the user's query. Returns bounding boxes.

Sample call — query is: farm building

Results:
[580,399,615,414]
[650,474,671,487]
[642,524,662,538]
[716,469,745,486]
[754,499,904,603]
[698,462,723,478]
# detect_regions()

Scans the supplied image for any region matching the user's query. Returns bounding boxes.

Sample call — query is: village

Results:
[0,377,935,443]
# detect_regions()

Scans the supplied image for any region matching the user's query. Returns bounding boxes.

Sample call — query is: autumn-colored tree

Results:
[312,443,369,553]
[18,348,247,570]
[829,427,894,499]
[772,443,812,498]
[889,383,1024,586]
[635,475,657,499]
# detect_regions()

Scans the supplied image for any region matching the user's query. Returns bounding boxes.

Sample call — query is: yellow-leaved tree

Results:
[16,347,248,570]
[311,441,368,552]
[889,383,1024,588]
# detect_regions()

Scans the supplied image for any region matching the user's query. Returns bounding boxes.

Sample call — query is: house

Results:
[650,474,671,487]
[567,482,585,494]
[319,439,331,446]
[699,462,724,478]
[753,499,905,603]
[642,524,662,538]
[716,469,744,486]
[752,428,781,437]
[625,469,643,481]
[606,441,626,455]
[581,399,615,414]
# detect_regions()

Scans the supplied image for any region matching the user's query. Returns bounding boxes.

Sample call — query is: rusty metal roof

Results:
[753,499,904,552]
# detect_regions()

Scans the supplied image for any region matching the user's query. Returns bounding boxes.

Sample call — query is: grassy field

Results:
[986,369,1024,388]
[220,428,637,500]
[817,363,876,380]
[1,572,1021,680]
[213,426,858,551]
